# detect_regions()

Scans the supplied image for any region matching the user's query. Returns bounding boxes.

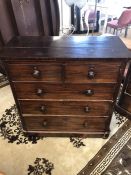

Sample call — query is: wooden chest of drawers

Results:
[1,36,131,138]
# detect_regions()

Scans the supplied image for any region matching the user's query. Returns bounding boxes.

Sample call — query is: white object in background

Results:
[75,0,87,9]
[65,0,87,9]
[65,0,74,6]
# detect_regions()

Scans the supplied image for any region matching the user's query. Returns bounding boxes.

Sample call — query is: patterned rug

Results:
[0,74,8,88]
[0,85,130,175]
[78,120,131,175]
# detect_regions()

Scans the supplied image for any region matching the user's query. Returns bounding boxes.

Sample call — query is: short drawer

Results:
[66,61,121,83]
[19,100,113,116]
[14,82,116,100]
[7,63,62,82]
[23,116,108,132]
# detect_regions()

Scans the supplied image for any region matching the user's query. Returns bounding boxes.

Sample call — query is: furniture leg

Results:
[116,29,118,35]
[113,28,115,35]
[125,26,128,37]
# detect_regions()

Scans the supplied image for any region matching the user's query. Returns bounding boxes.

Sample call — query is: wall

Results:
[0,0,60,44]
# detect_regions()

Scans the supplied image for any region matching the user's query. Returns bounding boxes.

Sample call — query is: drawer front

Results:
[126,83,131,95]
[66,62,121,83]
[7,61,121,83]
[23,116,108,132]
[19,100,112,116]
[14,82,116,100]
[7,63,62,82]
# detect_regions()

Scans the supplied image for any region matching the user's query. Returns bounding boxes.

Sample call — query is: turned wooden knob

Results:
[83,121,89,128]
[84,106,90,113]
[84,89,94,96]
[36,88,44,96]
[88,70,95,79]
[40,105,46,112]
[42,120,48,127]
[33,67,41,78]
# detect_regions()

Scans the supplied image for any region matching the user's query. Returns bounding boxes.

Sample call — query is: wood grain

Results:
[23,116,109,132]
[6,61,122,83]
[1,36,130,137]
[13,82,116,100]
[19,100,113,116]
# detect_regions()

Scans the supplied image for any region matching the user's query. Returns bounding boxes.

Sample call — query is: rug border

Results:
[78,120,131,175]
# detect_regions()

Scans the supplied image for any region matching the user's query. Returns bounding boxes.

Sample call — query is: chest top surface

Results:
[0,36,129,61]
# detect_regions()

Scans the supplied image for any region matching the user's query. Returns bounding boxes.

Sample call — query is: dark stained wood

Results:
[126,83,131,94]
[0,36,129,60]
[13,82,116,100]
[39,0,52,36]
[19,100,112,116]
[5,36,128,49]
[1,36,130,138]
[65,61,122,83]
[23,116,108,132]
[6,61,122,83]
[33,0,44,35]
[5,0,19,36]
[7,63,62,82]
[0,32,6,75]
[126,70,131,94]
[0,0,16,43]
[0,0,60,44]
[23,131,109,138]
[114,60,131,118]
[0,31,4,46]
[0,0,61,75]
[11,0,41,36]
[0,60,6,75]
[39,0,60,35]
[119,94,131,114]
[49,0,60,35]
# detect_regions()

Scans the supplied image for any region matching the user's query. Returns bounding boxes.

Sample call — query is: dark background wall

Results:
[0,0,60,74]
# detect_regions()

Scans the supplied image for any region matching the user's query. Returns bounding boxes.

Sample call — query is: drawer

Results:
[19,100,112,116]
[66,62,121,83]
[7,63,62,82]
[14,82,116,100]
[7,61,122,83]
[23,116,108,132]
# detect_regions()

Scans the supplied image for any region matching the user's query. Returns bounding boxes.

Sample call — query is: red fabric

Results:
[107,20,118,29]
[107,9,131,29]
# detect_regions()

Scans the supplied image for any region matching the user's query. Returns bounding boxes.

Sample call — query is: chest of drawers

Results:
[1,36,131,138]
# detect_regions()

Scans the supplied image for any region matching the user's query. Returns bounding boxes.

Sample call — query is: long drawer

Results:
[13,82,116,100]
[19,100,113,116]
[7,61,122,83]
[23,116,109,132]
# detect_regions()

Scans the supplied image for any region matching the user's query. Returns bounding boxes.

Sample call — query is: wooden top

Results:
[0,36,129,61]
[120,38,131,50]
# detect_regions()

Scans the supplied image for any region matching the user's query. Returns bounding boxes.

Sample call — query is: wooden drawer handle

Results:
[42,120,48,127]
[88,70,95,79]
[83,89,94,96]
[83,121,89,128]
[36,88,44,96]
[40,105,46,113]
[84,106,90,113]
[33,67,41,78]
